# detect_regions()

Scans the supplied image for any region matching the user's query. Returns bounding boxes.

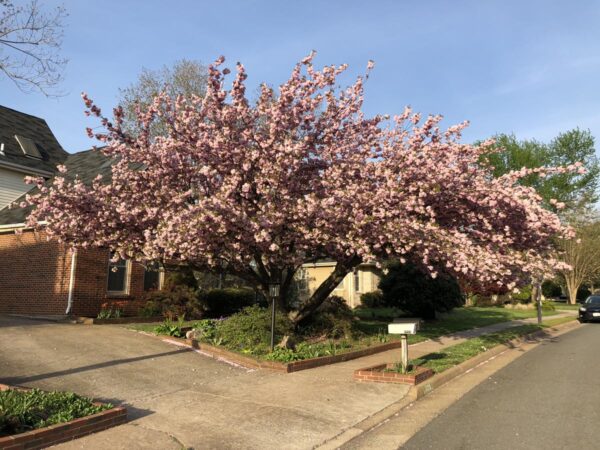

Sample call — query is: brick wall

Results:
[0,229,148,317]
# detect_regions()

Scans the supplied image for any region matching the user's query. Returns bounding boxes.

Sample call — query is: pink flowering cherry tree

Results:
[24,52,575,324]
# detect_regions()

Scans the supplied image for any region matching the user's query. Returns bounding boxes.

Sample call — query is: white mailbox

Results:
[388,319,420,335]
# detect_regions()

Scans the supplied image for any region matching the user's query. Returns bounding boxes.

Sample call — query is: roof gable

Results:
[0,105,69,173]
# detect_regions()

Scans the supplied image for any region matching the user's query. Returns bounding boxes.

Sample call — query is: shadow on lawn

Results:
[1,348,191,385]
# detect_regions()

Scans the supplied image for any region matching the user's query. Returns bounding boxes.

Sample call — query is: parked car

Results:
[578,296,600,322]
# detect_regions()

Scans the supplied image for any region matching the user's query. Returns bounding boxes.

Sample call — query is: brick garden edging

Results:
[0,384,127,450]
[354,364,434,385]
[159,336,404,373]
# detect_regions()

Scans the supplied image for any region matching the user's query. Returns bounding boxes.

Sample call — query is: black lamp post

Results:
[269,282,280,351]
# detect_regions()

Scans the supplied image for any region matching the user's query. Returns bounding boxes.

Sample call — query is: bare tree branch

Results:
[0,0,68,96]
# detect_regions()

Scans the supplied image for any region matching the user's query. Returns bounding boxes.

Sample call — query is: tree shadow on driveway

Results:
[1,348,191,386]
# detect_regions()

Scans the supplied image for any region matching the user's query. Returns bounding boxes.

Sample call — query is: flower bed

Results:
[354,364,434,385]
[0,384,126,450]
[163,336,404,373]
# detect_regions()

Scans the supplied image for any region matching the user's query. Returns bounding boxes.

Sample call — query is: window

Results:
[14,135,42,159]
[144,263,163,291]
[107,256,130,295]
[295,268,309,294]
[354,271,360,292]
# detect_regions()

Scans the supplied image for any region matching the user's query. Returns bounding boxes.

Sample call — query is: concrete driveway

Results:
[0,315,409,449]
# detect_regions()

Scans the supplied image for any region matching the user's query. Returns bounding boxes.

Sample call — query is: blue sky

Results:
[3,0,600,153]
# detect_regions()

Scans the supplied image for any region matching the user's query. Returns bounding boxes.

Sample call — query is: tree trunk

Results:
[565,277,580,305]
[288,257,360,325]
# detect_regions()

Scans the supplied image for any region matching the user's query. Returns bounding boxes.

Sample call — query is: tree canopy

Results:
[118,59,208,137]
[24,53,574,323]
[481,130,599,214]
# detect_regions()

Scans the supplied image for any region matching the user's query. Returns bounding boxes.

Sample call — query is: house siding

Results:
[302,263,381,308]
[0,229,148,317]
[0,167,33,210]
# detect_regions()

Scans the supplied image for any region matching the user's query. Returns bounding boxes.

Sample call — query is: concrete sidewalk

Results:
[0,313,574,449]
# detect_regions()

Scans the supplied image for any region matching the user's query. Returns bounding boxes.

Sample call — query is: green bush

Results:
[0,389,111,436]
[142,285,204,319]
[542,280,562,298]
[512,285,533,303]
[198,288,257,318]
[578,286,591,301]
[378,261,463,320]
[359,291,385,308]
[300,296,356,339]
[214,305,293,354]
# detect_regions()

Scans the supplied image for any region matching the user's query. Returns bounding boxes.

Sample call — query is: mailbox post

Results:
[388,319,420,371]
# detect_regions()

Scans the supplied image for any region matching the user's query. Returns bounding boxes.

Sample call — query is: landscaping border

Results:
[354,364,434,385]
[162,336,404,373]
[0,384,127,450]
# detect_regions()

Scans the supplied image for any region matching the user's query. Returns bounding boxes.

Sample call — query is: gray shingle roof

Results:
[0,105,69,173]
[0,147,112,225]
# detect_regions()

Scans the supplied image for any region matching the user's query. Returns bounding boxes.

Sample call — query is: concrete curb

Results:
[316,318,581,449]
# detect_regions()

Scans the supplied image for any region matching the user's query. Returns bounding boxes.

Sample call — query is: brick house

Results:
[0,106,161,317]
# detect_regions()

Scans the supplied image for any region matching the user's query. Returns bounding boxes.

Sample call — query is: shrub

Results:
[300,296,356,339]
[141,285,204,319]
[512,285,533,303]
[198,288,257,318]
[214,305,293,354]
[0,389,111,436]
[163,268,198,289]
[192,319,220,342]
[378,261,463,320]
[359,291,385,308]
[542,280,562,298]
[578,286,591,301]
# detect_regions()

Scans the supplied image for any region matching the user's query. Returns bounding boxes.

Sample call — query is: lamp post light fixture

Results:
[269,282,280,351]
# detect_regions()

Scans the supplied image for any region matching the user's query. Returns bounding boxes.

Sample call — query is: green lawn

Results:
[409,316,576,373]
[548,301,581,310]
[355,306,560,345]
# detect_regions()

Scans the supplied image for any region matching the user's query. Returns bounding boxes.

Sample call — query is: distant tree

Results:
[0,0,67,95]
[482,130,599,214]
[118,59,208,137]
[557,219,600,304]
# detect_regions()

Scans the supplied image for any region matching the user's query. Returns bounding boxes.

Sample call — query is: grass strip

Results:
[409,316,576,374]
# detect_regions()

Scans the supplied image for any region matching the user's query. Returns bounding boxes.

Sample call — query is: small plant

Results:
[389,361,415,374]
[376,328,389,343]
[96,307,123,319]
[154,315,186,337]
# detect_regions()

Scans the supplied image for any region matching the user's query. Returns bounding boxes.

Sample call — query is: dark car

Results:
[579,296,600,322]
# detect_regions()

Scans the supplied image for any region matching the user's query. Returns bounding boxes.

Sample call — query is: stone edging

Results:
[0,384,127,450]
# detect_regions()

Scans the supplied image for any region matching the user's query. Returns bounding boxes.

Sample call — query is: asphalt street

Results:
[401,323,600,450]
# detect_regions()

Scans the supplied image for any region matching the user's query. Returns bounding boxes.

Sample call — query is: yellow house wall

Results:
[302,263,381,309]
